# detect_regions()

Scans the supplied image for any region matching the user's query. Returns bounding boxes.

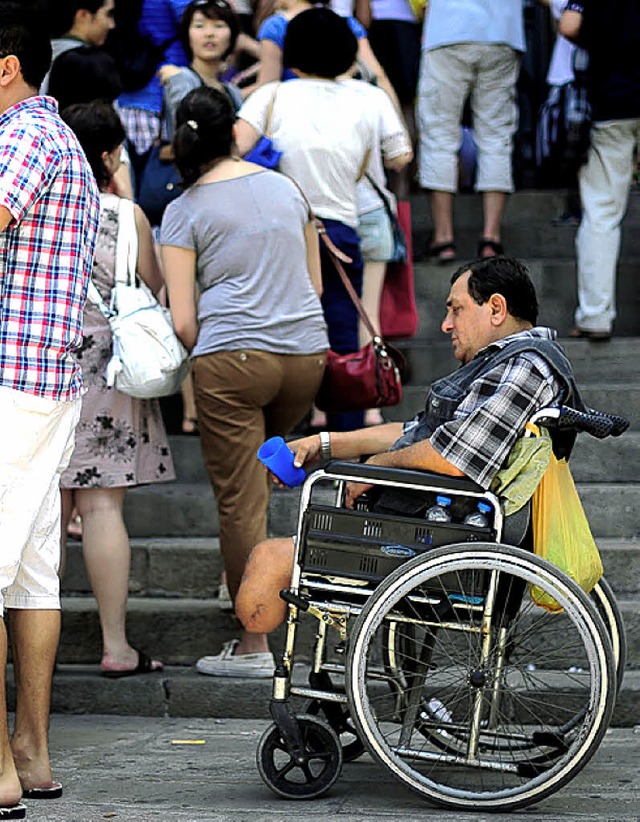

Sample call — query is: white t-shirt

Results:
[330,0,354,17]
[341,79,411,215]
[239,79,379,227]
[423,0,526,53]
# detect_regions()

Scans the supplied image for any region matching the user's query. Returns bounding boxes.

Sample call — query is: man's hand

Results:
[263,435,323,488]
[345,480,374,509]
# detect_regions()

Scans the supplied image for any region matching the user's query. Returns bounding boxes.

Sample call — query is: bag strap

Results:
[115,198,138,288]
[86,279,115,320]
[264,83,280,138]
[365,173,396,225]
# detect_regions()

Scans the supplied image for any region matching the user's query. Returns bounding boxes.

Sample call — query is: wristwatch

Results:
[319,431,332,460]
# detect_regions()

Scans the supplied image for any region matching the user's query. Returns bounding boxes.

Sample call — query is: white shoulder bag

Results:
[86,198,188,399]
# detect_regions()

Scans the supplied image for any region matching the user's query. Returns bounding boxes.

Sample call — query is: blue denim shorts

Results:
[357,205,394,263]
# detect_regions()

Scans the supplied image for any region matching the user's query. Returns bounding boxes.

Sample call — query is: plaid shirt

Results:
[426,328,563,488]
[0,96,99,401]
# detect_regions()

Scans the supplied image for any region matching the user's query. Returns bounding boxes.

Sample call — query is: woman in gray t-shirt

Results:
[160,85,328,678]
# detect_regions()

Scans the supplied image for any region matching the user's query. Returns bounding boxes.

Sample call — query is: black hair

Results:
[48,45,122,110]
[451,257,539,325]
[179,0,240,62]
[53,0,106,37]
[173,85,235,187]
[61,101,125,189]
[0,2,52,89]
[283,7,357,79]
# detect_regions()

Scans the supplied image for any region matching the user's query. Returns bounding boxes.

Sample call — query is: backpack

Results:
[536,48,592,177]
[105,0,178,93]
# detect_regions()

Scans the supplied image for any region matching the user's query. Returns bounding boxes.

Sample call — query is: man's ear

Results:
[0,55,21,88]
[488,293,508,325]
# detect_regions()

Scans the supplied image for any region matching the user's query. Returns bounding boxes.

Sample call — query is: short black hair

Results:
[48,45,122,110]
[283,7,358,79]
[179,0,240,62]
[173,85,235,187]
[54,0,106,37]
[0,2,52,89]
[61,101,124,188]
[451,257,539,325]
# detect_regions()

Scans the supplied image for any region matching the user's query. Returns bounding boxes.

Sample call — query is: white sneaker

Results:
[195,640,275,678]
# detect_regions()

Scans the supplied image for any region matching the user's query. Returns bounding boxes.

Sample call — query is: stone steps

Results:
[387,383,640,431]
[122,479,639,539]
[61,537,640,600]
[8,666,638,726]
[57,594,640,671]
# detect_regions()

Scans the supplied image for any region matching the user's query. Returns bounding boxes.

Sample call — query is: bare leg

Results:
[75,487,162,673]
[0,620,21,807]
[359,260,386,426]
[429,190,456,261]
[8,609,59,793]
[235,537,295,637]
[481,190,507,250]
[181,370,198,434]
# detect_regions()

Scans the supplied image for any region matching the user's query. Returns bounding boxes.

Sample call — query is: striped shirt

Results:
[0,96,100,401]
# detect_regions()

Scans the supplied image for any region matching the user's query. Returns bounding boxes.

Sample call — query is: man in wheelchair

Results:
[232,255,588,658]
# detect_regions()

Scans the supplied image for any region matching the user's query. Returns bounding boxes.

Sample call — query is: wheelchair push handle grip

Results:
[557,406,629,439]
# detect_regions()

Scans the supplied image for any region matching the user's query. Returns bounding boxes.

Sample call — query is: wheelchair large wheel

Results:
[257,714,343,799]
[589,576,627,691]
[345,543,615,812]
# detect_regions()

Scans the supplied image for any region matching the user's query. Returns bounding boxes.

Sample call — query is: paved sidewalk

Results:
[19,716,640,821]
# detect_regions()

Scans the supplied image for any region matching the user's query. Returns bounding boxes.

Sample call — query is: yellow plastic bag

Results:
[530,453,603,612]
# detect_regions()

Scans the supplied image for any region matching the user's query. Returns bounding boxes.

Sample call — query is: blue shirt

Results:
[422,0,526,53]
[118,0,192,114]
[258,13,367,81]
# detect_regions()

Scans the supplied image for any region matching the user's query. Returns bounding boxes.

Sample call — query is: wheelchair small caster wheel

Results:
[305,699,365,763]
[257,714,343,799]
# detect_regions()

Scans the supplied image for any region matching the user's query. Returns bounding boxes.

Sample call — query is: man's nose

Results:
[441,312,453,333]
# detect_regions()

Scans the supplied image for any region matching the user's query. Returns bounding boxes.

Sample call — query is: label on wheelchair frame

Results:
[380,544,417,559]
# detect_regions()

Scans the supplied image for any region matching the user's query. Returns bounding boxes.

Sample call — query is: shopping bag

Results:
[380,200,418,340]
[530,453,603,612]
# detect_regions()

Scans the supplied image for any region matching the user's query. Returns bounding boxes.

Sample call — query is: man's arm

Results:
[560,3,584,42]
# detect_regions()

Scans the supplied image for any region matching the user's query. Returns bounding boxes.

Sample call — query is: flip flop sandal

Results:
[428,241,457,264]
[477,238,504,258]
[100,650,163,679]
[22,782,63,800]
[0,804,26,819]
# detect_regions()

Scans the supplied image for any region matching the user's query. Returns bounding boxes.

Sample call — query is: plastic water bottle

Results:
[464,501,492,528]
[425,495,452,523]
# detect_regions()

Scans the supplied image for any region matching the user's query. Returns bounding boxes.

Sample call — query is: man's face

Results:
[83,0,115,47]
[441,271,496,364]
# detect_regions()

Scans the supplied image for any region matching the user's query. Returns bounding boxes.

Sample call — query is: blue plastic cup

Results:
[257,436,306,487]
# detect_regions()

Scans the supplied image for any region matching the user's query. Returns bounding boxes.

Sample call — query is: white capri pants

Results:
[575,118,640,333]
[417,43,520,193]
[0,386,80,610]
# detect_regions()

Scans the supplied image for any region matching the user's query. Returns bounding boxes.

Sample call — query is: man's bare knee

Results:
[236,537,295,633]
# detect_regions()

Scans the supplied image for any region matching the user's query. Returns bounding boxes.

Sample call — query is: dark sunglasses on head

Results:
[192,0,232,9]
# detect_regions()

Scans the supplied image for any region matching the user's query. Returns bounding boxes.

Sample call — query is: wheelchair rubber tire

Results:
[589,576,627,692]
[257,714,343,799]
[345,542,615,813]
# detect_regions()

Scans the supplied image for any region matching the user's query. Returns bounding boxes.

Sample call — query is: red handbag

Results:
[314,231,405,414]
[380,200,418,340]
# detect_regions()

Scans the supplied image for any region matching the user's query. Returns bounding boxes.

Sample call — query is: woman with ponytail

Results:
[160,86,328,677]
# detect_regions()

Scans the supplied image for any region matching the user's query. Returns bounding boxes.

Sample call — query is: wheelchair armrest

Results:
[324,460,485,494]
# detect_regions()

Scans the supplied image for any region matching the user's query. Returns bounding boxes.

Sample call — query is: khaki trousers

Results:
[192,349,326,600]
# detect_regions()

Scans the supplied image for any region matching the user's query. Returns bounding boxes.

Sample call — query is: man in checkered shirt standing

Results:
[0,3,99,814]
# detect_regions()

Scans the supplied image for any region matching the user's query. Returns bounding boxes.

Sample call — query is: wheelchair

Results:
[256,406,628,812]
